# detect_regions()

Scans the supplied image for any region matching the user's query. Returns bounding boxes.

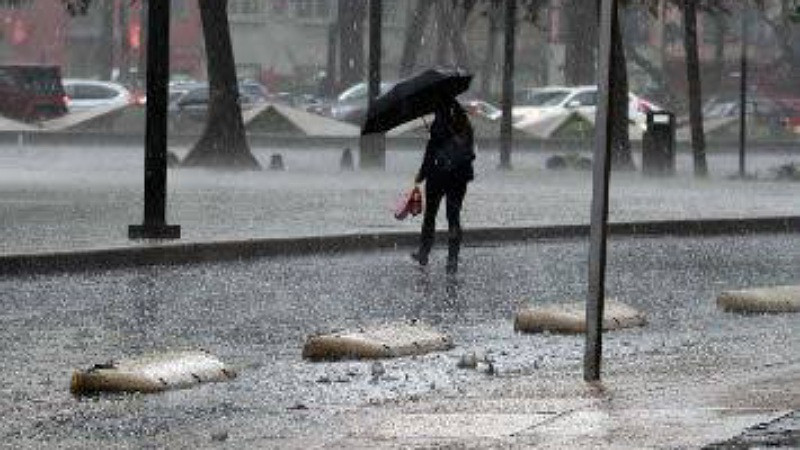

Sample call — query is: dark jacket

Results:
[416,114,475,184]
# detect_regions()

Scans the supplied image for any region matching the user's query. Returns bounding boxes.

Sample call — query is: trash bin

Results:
[641,110,676,176]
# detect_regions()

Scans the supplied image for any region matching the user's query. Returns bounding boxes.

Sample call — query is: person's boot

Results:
[445,257,458,274]
[411,251,428,266]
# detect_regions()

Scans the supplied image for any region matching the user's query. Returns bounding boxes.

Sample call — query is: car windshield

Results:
[517,91,571,107]
[337,83,392,102]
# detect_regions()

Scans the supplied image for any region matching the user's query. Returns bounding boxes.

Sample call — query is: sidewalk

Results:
[1,144,798,256]
[326,358,800,449]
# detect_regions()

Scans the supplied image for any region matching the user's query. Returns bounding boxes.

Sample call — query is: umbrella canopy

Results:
[361,68,472,135]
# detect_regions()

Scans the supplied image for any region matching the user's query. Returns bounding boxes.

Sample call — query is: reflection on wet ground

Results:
[1,234,799,447]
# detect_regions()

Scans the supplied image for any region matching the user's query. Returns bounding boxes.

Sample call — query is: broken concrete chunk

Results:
[303,322,454,361]
[70,350,236,395]
[514,299,646,334]
[717,285,800,314]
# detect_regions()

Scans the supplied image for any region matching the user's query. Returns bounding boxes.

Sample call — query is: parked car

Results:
[168,82,259,128]
[330,81,394,124]
[0,65,68,122]
[702,94,800,134]
[62,79,132,112]
[238,79,269,103]
[513,85,660,128]
[462,98,502,121]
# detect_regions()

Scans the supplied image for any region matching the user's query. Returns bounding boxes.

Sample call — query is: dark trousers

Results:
[418,179,468,266]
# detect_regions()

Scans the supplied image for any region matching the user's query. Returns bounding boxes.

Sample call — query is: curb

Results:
[1,216,798,276]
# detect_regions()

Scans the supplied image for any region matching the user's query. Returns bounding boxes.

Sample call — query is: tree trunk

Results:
[182,0,260,170]
[609,3,633,170]
[118,0,131,83]
[682,0,708,177]
[499,0,516,170]
[399,0,432,78]
[710,12,727,89]
[324,21,338,97]
[101,0,115,79]
[361,0,385,170]
[480,1,501,97]
[450,0,472,70]
[338,0,366,89]
[564,0,597,85]
[435,0,450,65]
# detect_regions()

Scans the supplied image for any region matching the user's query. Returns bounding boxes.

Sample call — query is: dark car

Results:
[168,83,259,129]
[0,65,68,122]
[238,80,269,103]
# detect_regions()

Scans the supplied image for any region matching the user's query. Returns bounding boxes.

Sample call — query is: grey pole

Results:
[128,0,180,240]
[360,0,385,169]
[584,0,616,382]
[739,5,748,179]
[499,0,516,170]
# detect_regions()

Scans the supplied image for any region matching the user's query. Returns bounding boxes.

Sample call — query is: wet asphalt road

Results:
[1,233,799,448]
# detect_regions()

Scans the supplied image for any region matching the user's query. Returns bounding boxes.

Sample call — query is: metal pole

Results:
[739,5,748,179]
[360,0,385,169]
[325,21,338,98]
[499,0,516,170]
[129,0,179,240]
[584,0,616,382]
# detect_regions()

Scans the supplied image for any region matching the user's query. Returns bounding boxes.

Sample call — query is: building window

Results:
[314,0,331,19]
[294,0,332,21]
[382,1,399,25]
[0,0,33,9]
[230,0,263,15]
[271,0,288,16]
[295,0,313,18]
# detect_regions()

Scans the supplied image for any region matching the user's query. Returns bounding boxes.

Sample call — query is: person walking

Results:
[411,99,475,274]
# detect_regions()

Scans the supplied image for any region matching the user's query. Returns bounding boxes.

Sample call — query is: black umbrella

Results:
[361,68,472,135]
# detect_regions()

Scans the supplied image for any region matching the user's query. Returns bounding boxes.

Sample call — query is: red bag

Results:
[394,186,423,220]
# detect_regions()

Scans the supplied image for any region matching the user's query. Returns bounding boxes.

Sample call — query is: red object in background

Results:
[394,186,423,220]
[129,22,140,50]
[11,19,28,45]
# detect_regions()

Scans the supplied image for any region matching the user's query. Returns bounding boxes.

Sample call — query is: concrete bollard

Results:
[303,321,453,361]
[269,153,285,171]
[340,148,354,171]
[70,350,236,395]
[514,299,646,334]
[717,285,800,313]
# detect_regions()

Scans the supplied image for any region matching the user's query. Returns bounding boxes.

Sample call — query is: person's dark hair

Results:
[449,100,472,138]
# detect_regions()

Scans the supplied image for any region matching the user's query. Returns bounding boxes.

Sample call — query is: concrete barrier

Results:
[70,350,236,395]
[2,217,799,276]
[717,285,800,314]
[303,322,454,361]
[514,299,647,334]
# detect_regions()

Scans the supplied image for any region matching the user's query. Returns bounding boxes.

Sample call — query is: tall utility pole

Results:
[499,0,516,170]
[739,5,749,178]
[360,0,385,169]
[129,0,180,240]
[584,0,616,382]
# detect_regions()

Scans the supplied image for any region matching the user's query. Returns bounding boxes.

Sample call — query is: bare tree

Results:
[564,0,598,85]
[399,1,434,78]
[337,0,366,89]
[682,0,708,177]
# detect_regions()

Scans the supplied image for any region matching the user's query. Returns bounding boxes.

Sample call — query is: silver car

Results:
[63,79,131,112]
